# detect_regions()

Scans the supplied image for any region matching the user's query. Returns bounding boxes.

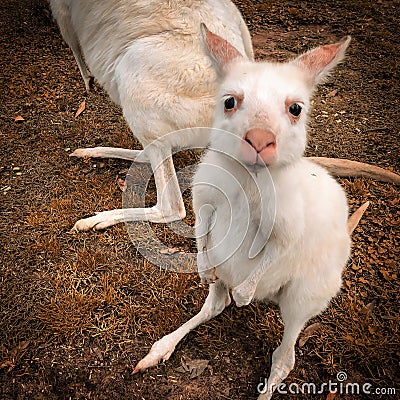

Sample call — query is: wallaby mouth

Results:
[257,140,277,166]
[243,159,265,172]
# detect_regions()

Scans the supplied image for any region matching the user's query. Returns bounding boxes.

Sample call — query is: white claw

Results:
[231,283,255,307]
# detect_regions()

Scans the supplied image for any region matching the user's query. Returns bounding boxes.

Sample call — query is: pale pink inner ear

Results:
[203,26,243,69]
[295,40,350,82]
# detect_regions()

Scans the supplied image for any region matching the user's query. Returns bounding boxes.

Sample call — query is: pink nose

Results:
[245,129,276,153]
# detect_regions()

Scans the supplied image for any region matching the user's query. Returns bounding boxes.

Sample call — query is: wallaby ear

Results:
[200,23,243,76]
[293,36,351,85]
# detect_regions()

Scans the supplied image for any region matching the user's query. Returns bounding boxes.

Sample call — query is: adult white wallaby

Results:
[50,0,399,233]
[133,26,370,399]
[49,0,254,231]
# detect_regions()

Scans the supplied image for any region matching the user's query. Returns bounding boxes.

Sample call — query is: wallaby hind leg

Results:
[71,146,186,231]
[259,290,331,400]
[133,280,231,373]
[50,0,93,91]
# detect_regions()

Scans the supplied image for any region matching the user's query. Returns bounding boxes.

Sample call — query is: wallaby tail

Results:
[348,201,370,234]
[309,157,400,185]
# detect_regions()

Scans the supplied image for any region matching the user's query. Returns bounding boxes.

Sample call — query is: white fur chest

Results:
[193,152,302,296]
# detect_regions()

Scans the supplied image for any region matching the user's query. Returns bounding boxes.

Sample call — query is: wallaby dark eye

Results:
[224,96,237,110]
[288,103,302,117]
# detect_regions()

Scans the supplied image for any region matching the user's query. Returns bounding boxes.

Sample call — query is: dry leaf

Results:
[1,340,31,372]
[175,357,189,373]
[327,89,338,97]
[93,347,103,361]
[75,100,86,118]
[14,115,24,123]
[326,392,337,400]
[175,356,209,379]
[0,360,14,370]
[299,322,322,347]
[189,359,209,378]
[160,247,180,255]
[13,340,30,354]
[368,325,378,334]
[365,300,376,313]
[380,269,391,281]
[116,177,127,192]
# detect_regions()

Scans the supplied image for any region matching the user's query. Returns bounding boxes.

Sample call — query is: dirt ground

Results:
[0,0,399,399]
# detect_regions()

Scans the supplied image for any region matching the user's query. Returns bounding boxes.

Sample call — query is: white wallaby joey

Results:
[134,26,369,400]
[50,0,399,233]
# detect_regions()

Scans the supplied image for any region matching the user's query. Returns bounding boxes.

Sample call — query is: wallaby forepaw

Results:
[197,252,217,283]
[232,284,254,307]
[199,266,217,284]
